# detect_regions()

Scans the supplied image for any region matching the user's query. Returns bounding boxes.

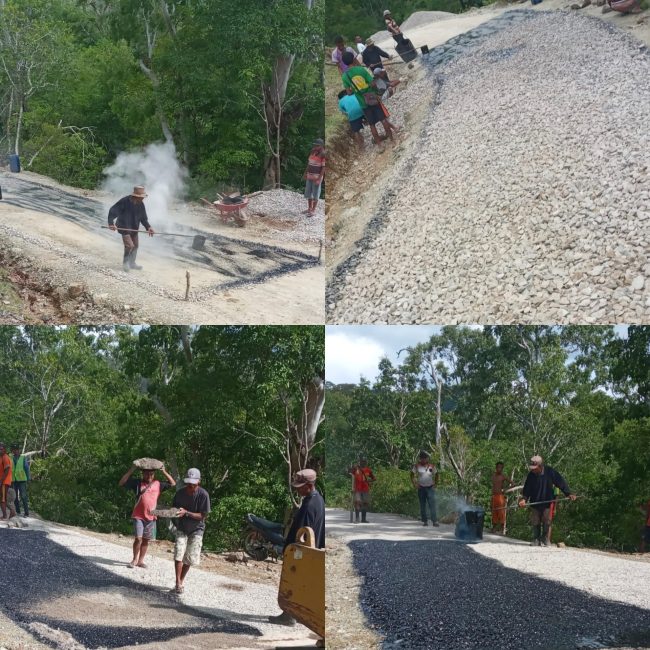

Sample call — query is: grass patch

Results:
[325,63,346,143]
[0,268,24,315]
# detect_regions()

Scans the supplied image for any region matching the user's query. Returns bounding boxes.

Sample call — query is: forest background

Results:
[324,326,650,551]
[0,0,324,193]
[0,325,325,551]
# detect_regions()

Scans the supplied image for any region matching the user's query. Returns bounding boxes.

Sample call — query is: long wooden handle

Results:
[102,226,198,239]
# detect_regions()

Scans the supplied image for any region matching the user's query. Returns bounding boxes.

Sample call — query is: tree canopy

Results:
[0,0,324,192]
[324,326,650,551]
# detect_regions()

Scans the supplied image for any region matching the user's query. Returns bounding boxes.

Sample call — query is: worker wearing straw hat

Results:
[108,185,155,272]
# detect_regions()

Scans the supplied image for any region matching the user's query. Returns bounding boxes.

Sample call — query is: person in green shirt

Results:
[341,51,396,149]
[10,443,31,517]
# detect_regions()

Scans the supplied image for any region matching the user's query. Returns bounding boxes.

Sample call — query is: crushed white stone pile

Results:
[248,188,324,243]
[328,11,650,324]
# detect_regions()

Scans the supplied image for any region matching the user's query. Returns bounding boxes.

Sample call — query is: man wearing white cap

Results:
[268,468,325,626]
[518,455,576,547]
[108,185,155,272]
[383,10,404,44]
[171,467,211,594]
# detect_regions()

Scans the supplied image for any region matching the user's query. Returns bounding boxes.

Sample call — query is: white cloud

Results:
[325,331,387,384]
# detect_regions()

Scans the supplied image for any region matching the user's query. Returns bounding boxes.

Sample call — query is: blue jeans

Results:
[418,486,437,523]
[12,481,28,515]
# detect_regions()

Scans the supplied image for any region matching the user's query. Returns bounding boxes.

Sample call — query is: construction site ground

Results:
[325,508,650,650]
[0,171,324,325]
[0,515,318,650]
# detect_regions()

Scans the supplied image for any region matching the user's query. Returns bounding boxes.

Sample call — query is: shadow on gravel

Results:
[349,539,650,650]
[0,529,261,648]
[0,175,318,292]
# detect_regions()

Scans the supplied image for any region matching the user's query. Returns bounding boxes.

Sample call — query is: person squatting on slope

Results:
[119,461,176,568]
[518,455,576,546]
[108,185,155,272]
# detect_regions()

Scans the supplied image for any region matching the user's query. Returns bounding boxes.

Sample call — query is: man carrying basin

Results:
[108,185,155,271]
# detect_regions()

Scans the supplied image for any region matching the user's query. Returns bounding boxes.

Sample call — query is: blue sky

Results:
[325,325,628,385]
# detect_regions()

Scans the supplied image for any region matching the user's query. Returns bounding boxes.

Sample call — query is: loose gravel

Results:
[327,10,650,324]
[350,538,650,650]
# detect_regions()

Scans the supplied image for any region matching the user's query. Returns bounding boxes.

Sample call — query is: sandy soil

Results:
[0,171,324,325]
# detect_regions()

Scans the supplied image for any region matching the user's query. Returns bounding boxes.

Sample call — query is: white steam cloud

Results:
[101,142,188,229]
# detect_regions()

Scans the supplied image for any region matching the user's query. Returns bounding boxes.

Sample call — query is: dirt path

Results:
[0,516,317,650]
[326,508,650,650]
[0,172,324,325]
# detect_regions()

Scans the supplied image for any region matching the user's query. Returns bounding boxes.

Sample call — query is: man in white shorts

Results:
[172,468,211,594]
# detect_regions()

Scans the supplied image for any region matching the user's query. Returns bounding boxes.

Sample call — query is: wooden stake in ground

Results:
[185,271,190,301]
[318,240,323,264]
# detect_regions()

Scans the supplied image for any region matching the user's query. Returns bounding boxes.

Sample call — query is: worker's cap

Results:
[529,455,543,469]
[373,67,385,75]
[131,185,148,198]
[365,38,374,45]
[183,467,201,484]
[383,9,391,16]
[312,138,325,147]
[291,469,317,487]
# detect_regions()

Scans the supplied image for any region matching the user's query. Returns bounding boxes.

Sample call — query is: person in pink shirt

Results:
[119,462,176,568]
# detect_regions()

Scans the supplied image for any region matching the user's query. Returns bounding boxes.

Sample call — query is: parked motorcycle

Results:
[243,513,285,561]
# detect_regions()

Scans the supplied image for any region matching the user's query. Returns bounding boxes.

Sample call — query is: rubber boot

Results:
[122,249,131,272]
[268,611,296,627]
[531,525,541,546]
[129,248,143,270]
[361,510,368,523]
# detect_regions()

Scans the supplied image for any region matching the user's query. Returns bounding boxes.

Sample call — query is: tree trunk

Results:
[14,98,23,156]
[138,60,175,145]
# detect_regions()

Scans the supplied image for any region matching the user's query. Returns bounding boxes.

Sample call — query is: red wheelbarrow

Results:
[201,196,250,227]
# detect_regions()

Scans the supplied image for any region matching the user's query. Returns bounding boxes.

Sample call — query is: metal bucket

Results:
[192,235,207,250]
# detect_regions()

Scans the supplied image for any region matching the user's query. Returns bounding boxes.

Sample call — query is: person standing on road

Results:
[0,443,13,520]
[269,469,325,627]
[349,457,376,523]
[518,455,576,547]
[108,185,155,272]
[119,462,176,568]
[304,139,326,217]
[383,10,405,44]
[172,468,211,594]
[412,451,439,527]
[639,498,650,553]
[10,443,31,518]
[491,462,513,534]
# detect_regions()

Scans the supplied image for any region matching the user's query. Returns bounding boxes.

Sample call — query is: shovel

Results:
[102,226,207,251]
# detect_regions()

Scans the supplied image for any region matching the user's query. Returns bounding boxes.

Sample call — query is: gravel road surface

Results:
[327,10,650,324]
[0,518,314,649]
[326,509,650,650]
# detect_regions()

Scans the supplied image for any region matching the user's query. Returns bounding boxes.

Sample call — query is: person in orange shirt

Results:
[640,499,650,554]
[491,462,513,534]
[349,457,375,523]
[0,443,13,520]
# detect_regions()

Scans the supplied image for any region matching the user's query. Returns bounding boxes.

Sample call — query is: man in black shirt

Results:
[362,39,392,73]
[171,467,211,594]
[108,185,155,272]
[518,455,576,547]
[269,468,325,626]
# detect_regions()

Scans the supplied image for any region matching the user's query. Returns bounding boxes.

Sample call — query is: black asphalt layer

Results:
[0,528,259,649]
[350,539,650,650]
[0,175,318,295]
